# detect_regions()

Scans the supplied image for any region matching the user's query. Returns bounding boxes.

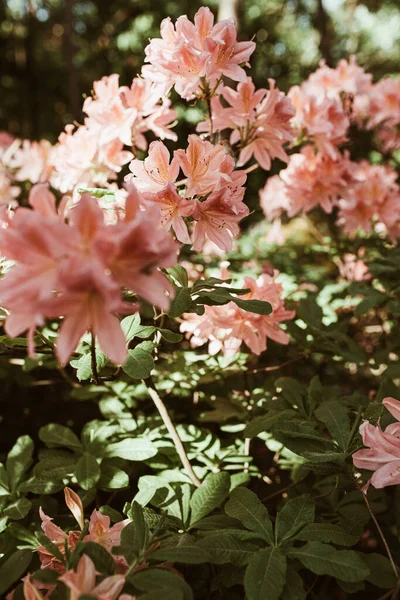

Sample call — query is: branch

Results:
[144,378,201,487]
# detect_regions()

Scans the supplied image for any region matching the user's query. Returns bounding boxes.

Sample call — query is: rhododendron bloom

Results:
[304,56,372,99]
[289,86,349,158]
[0,191,177,363]
[8,139,54,183]
[263,146,350,217]
[174,135,231,197]
[337,162,400,237]
[84,510,130,551]
[127,141,179,193]
[60,555,125,600]
[142,7,255,99]
[353,397,400,489]
[367,75,400,130]
[149,184,196,243]
[181,269,294,355]
[192,188,249,252]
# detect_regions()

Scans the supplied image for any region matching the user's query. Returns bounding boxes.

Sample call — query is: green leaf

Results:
[196,533,260,566]
[225,487,274,545]
[167,265,189,288]
[152,546,211,564]
[364,553,398,589]
[296,523,360,546]
[168,286,192,318]
[275,495,315,543]
[158,329,183,343]
[244,548,287,600]
[6,436,34,491]
[123,344,154,379]
[0,550,33,595]
[82,541,116,576]
[7,523,38,546]
[282,569,306,600]
[132,569,193,600]
[315,401,351,451]
[39,424,82,451]
[32,568,60,584]
[243,410,296,438]
[231,298,272,315]
[70,350,107,381]
[121,314,155,342]
[36,531,64,563]
[105,438,157,461]
[275,377,305,408]
[75,454,101,490]
[4,498,32,520]
[98,463,129,490]
[77,186,114,198]
[190,472,230,525]
[288,541,369,582]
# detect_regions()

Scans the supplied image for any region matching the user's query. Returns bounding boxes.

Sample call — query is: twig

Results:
[359,487,399,581]
[261,478,307,503]
[144,377,201,488]
[90,331,100,385]
[243,163,259,174]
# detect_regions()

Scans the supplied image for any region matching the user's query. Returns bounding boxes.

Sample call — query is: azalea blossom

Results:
[337,162,400,237]
[127,140,179,193]
[289,85,349,158]
[353,397,400,489]
[181,268,294,355]
[303,56,372,100]
[60,554,126,600]
[192,188,249,252]
[0,191,177,364]
[142,7,255,99]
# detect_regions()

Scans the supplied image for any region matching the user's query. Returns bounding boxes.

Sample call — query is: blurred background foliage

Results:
[1,0,399,142]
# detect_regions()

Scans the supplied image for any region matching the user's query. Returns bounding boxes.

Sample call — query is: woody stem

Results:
[360,488,398,580]
[90,331,100,385]
[144,377,201,488]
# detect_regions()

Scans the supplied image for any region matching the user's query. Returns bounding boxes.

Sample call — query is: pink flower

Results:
[60,555,125,600]
[149,184,196,243]
[127,141,179,193]
[0,192,177,363]
[259,175,291,222]
[233,79,295,170]
[337,161,400,237]
[289,85,349,158]
[84,510,130,552]
[181,268,294,355]
[174,135,230,197]
[338,252,371,282]
[367,75,400,130]
[8,139,54,184]
[353,397,400,489]
[142,7,255,99]
[276,146,350,216]
[304,56,372,99]
[192,188,249,252]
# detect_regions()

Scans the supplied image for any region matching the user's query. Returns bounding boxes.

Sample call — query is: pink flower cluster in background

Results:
[259,57,400,240]
[181,267,294,356]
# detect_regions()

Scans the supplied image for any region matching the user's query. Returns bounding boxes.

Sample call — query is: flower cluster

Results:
[126,135,249,251]
[0,188,177,364]
[142,7,255,99]
[17,488,135,599]
[197,77,295,170]
[52,74,177,193]
[259,57,400,239]
[353,397,400,489]
[180,267,294,356]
